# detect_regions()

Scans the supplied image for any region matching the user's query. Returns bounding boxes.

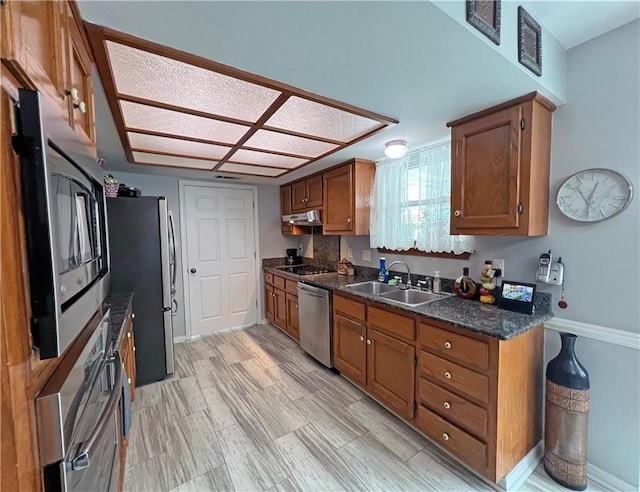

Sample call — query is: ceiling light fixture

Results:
[384,140,408,159]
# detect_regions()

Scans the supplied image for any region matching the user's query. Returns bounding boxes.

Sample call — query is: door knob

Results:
[190,268,197,273]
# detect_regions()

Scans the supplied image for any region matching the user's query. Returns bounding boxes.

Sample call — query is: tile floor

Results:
[124,323,612,492]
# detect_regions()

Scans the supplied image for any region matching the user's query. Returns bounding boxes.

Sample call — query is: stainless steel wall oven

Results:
[37,310,123,491]
[12,89,109,358]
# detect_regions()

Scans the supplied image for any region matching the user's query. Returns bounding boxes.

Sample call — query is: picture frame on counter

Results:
[518,6,543,76]
[466,0,501,45]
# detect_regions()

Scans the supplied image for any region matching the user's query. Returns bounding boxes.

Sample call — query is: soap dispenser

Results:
[378,257,387,283]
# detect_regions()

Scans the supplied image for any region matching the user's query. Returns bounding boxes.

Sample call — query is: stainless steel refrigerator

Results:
[107,196,176,386]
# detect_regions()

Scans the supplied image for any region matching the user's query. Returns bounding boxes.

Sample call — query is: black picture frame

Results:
[518,6,542,76]
[466,0,501,45]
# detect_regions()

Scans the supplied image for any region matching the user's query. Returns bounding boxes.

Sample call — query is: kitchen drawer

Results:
[418,377,488,440]
[273,274,286,290]
[420,350,489,405]
[417,405,487,476]
[334,294,366,322]
[420,323,489,372]
[368,305,415,342]
[285,279,298,294]
[265,272,274,285]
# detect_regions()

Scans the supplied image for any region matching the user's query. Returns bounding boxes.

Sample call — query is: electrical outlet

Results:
[492,259,505,277]
[362,249,371,261]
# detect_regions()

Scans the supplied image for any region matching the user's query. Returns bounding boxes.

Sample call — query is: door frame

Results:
[178,180,261,340]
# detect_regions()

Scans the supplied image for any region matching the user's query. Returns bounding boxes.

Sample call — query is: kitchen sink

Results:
[344,281,450,307]
[344,281,398,295]
[379,289,447,306]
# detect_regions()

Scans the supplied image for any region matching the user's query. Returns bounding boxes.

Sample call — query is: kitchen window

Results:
[370,140,473,255]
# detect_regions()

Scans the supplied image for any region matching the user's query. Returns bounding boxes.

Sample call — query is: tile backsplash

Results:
[312,234,340,267]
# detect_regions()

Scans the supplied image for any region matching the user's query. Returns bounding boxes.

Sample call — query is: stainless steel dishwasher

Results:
[297,282,332,368]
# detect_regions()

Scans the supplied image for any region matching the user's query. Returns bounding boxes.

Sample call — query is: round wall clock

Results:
[556,168,634,222]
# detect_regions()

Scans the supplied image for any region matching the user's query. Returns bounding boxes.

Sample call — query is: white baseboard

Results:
[499,441,544,491]
[545,318,640,350]
[588,463,636,491]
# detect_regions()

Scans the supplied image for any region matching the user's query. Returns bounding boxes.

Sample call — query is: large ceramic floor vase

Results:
[544,332,590,490]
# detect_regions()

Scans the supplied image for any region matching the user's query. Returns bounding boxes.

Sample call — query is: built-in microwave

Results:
[12,89,109,359]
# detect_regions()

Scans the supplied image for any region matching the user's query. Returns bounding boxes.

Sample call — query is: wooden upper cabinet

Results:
[1,0,67,111]
[448,92,556,236]
[280,185,293,234]
[322,159,375,235]
[1,0,96,156]
[291,175,323,212]
[65,3,96,155]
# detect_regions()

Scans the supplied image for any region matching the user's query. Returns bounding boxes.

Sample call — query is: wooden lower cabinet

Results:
[367,328,415,420]
[332,292,544,484]
[333,294,415,420]
[118,309,137,491]
[285,293,300,341]
[264,271,300,342]
[416,321,544,482]
[333,314,367,386]
[273,288,287,332]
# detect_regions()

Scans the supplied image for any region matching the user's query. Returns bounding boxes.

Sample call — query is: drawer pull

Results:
[127,377,132,384]
[442,433,450,441]
[443,401,451,410]
[444,371,452,379]
[360,336,364,342]
[367,339,371,345]
[127,332,131,338]
[444,341,452,349]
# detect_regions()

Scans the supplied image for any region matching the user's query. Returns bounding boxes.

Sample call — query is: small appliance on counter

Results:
[117,184,141,197]
[285,248,301,265]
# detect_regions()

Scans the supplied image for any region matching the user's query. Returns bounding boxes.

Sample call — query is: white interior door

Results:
[184,185,257,336]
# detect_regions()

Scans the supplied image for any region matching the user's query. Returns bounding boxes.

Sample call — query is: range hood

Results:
[282,210,322,226]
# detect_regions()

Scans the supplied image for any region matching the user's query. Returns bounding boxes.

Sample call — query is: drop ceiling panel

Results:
[243,129,339,157]
[132,151,217,170]
[106,41,281,122]
[128,132,231,160]
[87,24,397,179]
[120,101,250,143]
[229,149,307,169]
[265,96,382,142]
[218,163,287,177]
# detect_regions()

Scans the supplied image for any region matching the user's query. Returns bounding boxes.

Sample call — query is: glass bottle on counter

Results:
[454,267,477,299]
[433,271,441,294]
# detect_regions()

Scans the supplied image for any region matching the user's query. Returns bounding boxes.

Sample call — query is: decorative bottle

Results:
[433,271,441,294]
[454,267,476,299]
[479,260,496,304]
[544,332,590,491]
[378,257,387,283]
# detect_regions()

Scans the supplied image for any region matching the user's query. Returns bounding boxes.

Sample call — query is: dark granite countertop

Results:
[264,266,553,340]
[103,292,134,348]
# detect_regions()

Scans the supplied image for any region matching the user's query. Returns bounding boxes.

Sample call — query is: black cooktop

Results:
[277,266,334,275]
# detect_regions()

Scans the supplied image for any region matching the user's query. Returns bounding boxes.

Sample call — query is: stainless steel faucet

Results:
[387,260,411,289]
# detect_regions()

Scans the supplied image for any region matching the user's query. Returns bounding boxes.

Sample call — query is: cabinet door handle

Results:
[444,371,452,379]
[454,210,461,217]
[65,87,80,103]
[359,336,364,342]
[132,313,135,319]
[190,268,197,273]
[347,218,351,223]
[518,202,524,214]
[127,332,131,338]
[444,341,452,349]
[442,433,450,441]
[443,401,451,410]
[74,101,87,114]
[366,339,371,345]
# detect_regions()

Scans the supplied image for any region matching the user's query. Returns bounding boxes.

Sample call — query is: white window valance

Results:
[370,140,473,254]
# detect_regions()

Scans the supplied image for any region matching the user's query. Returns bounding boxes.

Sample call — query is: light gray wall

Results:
[110,173,291,337]
[343,20,640,486]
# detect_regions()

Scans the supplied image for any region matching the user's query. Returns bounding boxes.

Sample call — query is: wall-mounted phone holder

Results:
[536,250,564,285]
